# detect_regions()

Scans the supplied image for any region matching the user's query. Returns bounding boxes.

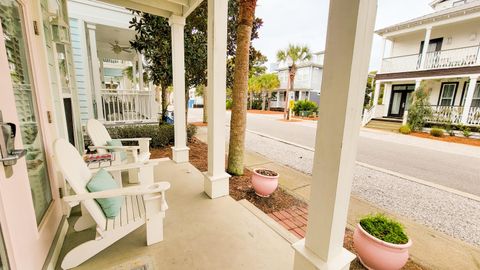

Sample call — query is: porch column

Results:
[138,52,144,91]
[415,79,422,90]
[169,15,189,163]
[292,0,376,270]
[461,75,479,124]
[382,83,392,116]
[132,55,137,89]
[86,24,104,121]
[419,26,432,69]
[204,0,229,199]
[379,37,386,72]
[372,81,381,106]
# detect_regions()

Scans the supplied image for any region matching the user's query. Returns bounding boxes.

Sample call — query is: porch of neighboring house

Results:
[363,74,480,128]
[57,160,295,269]
[68,0,159,126]
[269,90,318,110]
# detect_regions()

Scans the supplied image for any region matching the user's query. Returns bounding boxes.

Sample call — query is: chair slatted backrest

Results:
[53,139,107,230]
[87,119,112,155]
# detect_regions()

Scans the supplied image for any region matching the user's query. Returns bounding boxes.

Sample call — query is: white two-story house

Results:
[269,51,324,110]
[365,0,480,128]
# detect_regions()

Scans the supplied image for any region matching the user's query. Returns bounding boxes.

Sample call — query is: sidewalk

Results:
[194,127,480,270]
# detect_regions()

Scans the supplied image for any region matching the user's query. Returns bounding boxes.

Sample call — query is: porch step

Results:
[366,118,403,132]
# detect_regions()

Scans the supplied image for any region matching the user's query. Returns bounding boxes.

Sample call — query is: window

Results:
[461,82,480,107]
[438,83,457,106]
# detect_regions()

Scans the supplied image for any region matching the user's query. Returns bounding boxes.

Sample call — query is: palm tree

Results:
[227,0,258,176]
[276,44,312,120]
[249,73,280,110]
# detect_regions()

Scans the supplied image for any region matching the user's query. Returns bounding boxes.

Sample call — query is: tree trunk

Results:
[203,85,208,123]
[261,91,266,110]
[160,85,169,124]
[227,0,257,176]
[284,66,296,120]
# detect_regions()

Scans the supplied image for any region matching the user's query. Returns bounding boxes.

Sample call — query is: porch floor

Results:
[56,159,294,269]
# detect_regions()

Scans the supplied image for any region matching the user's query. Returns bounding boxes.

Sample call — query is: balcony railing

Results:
[100,89,156,123]
[425,105,480,126]
[381,45,480,73]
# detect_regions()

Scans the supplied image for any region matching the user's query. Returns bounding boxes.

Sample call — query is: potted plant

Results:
[251,168,279,197]
[353,214,412,270]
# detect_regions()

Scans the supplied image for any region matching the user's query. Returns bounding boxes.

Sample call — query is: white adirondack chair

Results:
[53,139,170,269]
[87,119,152,184]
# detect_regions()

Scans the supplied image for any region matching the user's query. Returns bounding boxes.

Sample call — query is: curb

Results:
[246,128,480,202]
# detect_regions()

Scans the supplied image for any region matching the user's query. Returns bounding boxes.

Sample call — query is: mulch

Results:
[410,132,480,147]
[150,137,424,270]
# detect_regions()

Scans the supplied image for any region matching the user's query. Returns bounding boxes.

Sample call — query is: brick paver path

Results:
[268,206,308,239]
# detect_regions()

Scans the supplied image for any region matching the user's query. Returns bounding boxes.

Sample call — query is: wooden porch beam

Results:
[167,0,190,7]
[131,0,183,15]
[183,0,203,17]
[99,0,172,18]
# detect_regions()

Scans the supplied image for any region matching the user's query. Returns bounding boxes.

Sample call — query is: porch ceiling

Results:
[57,160,294,269]
[95,24,136,60]
[98,0,203,18]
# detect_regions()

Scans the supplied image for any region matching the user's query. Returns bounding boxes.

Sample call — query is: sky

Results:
[253,0,434,72]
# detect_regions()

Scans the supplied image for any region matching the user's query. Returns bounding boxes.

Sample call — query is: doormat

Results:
[109,256,155,270]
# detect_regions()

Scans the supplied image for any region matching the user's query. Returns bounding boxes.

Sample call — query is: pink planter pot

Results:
[353,224,412,270]
[251,168,279,197]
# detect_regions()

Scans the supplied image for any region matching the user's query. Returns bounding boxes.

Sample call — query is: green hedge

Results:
[86,124,197,149]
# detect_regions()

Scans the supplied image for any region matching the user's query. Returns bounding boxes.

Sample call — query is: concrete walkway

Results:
[195,127,480,270]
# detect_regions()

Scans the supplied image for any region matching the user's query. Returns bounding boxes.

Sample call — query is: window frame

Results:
[437,82,459,106]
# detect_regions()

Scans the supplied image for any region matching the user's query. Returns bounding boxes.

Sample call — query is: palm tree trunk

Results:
[261,91,266,110]
[227,0,257,176]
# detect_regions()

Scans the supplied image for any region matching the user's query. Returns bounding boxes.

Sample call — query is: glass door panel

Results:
[390,92,402,115]
[1,0,52,225]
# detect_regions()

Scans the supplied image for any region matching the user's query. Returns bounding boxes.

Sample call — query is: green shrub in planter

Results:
[399,125,411,135]
[105,124,197,149]
[430,127,444,137]
[359,214,408,245]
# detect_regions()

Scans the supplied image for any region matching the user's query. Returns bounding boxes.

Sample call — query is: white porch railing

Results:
[466,107,480,126]
[362,105,375,126]
[381,45,480,73]
[427,105,464,124]
[100,89,157,123]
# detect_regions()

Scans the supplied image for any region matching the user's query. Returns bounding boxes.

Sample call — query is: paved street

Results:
[188,108,480,197]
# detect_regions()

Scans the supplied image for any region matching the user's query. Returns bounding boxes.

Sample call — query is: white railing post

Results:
[461,76,479,124]
[420,26,432,70]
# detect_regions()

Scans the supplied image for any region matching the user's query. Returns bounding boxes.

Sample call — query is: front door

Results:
[0,1,62,269]
[388,84,415,118]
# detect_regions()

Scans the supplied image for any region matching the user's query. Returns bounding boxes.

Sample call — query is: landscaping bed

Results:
[410,132,480,147]
[150,137,424,270]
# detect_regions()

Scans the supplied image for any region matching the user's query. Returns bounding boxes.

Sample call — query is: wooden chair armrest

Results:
[63,182,170,203]
[89,160,160,174]
[118,138,151,142]
[88,145,140,152]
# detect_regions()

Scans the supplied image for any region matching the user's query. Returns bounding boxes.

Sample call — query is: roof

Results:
[376,0,480,36]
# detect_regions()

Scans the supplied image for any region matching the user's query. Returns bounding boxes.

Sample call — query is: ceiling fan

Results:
[109,40,132,54]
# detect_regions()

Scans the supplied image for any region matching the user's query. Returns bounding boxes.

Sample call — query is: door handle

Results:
[0,111,26,166]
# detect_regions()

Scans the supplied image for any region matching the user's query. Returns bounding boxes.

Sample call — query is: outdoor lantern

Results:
[51,17,70,44]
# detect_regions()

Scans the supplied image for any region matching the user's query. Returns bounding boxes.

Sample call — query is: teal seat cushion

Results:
[107,139,127,161]
[86,168,123,219]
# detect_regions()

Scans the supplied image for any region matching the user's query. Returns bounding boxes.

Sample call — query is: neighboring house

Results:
[364,0,480,127]
[68,0,158,127]
[269,51,324,109]
[0,0,377,269]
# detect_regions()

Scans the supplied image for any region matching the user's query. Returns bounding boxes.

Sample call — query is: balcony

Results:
[381,45,480,74]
